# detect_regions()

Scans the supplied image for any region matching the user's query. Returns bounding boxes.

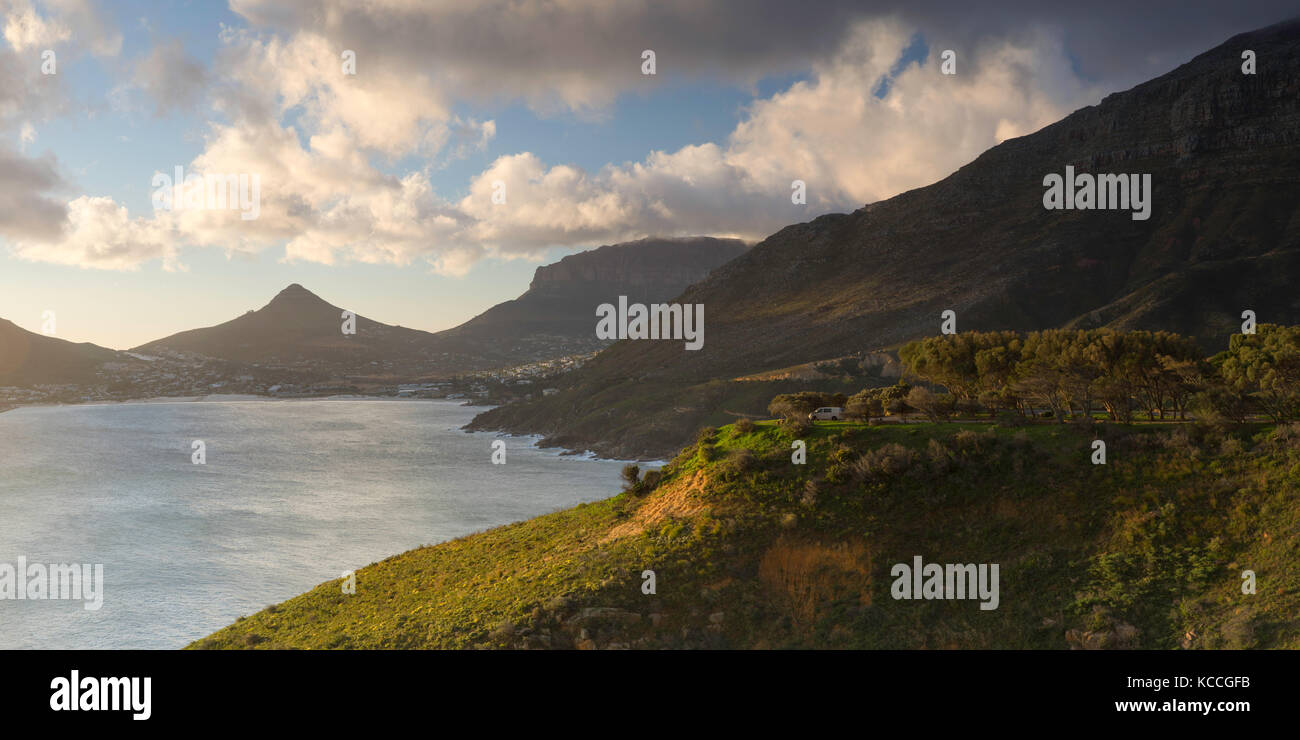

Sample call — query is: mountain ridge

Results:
[0,318,121,386]
[468,18,1300,459]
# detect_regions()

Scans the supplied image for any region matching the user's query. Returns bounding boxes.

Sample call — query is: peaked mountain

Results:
[133,237,747,377]
[0,318,120,386]
[132,284,461,375]
[470,18,1300,459]
[436,237,749,364]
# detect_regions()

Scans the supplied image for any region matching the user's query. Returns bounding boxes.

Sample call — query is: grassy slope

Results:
[192,420,1300,650]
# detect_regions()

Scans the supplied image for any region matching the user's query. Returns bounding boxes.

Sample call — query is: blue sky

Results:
[1,0,1292,348]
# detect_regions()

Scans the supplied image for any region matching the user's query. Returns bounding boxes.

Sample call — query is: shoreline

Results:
[0,393,473,412]
[0,395,658,465]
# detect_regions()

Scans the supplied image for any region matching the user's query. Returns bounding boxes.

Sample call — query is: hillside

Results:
[469,19,1300,459]
[193,419,1300,650]
[0,318,121,386]
[132,284,482,377]
[435,237,749,364]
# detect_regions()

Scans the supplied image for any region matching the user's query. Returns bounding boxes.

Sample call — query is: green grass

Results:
[191,420,1300,650]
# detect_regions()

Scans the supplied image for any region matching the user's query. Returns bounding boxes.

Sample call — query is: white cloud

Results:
[0,3,1135,276]
[1,0,119,56]
[10,195,175,269]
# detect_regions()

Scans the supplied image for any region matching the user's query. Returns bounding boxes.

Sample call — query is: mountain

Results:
[435,237,749,364]
[134,238,747,378]
[470,19,1300,459]
[0,318,120,386]
[192,419,1300,649]
[132,283,472,377]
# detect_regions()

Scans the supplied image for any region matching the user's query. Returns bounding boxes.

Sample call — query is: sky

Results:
[0,0,1295,349]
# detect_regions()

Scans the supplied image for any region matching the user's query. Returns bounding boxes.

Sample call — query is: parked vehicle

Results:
[809,406,844,421]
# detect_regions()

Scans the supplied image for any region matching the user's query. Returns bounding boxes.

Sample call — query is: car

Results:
[809,406,844,421]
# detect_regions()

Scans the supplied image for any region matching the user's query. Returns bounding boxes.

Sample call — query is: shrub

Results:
[733,417,756,434]
[641,469,664,491]
[846,390,885,420]
[800,479,821,507]
[926,438,956,475]
[851,443,918,481]
[780,416,812,437]
[722,448,758,478]
[620,464,642,492]
[1271,423,1300,450]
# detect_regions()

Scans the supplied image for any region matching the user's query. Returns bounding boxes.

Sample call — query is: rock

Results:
[1065,621,1140,650]
[708,612,725,624]
[573,607,641,624]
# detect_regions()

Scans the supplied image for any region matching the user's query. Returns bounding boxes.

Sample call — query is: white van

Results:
[809,406,844,421]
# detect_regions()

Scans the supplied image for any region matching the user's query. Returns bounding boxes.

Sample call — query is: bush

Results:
[846,390,885,420]
[1271,423,1300,450]
[733,417,756,434]
[780,416,812,437]
[851,443,918,481]
[620,464,641,492]
[721,448,758,478]
[926,438,956,475]
[641,469,663,491]
[907,386,954,422]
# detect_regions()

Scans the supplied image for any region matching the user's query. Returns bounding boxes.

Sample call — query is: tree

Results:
[906,386,953,422]
[768,391,847,420]
[1217,324,1300,421]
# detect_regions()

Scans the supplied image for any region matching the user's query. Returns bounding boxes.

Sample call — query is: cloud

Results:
[4,1,1295,274]
[130,38,207,115]
[447,22,1103,252]
[1,0,120,56]
[10,195,175,269]
[0,144,66,240]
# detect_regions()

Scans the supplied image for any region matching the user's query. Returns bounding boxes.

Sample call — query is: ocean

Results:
[0,398,627,649]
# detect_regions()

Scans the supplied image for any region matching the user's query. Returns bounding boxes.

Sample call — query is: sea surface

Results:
[0,398,627,649]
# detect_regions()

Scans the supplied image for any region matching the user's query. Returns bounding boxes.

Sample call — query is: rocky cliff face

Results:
[527,237,750,296]
[438,237,748,363]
